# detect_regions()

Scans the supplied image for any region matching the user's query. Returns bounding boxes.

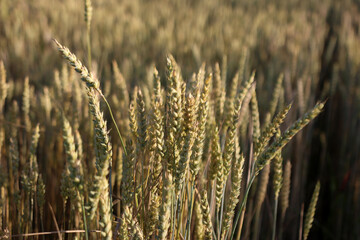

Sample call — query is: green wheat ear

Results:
[255,102,325,174]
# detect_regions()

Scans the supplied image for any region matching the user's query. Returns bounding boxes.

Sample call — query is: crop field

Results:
[0,0,359,239]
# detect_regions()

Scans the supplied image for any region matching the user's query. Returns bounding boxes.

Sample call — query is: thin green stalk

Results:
[171,193,178,240]
[141,153,145,231]
[176,186,186,239]
[272,198,278,240]
[216,207,221,239]
[109,152,113,219]
[81,196,89,240]
[219,183,226,239]
[170,192,175,240]
[30,191,34,232]
[85,0,92,70]
[87,31,92,71]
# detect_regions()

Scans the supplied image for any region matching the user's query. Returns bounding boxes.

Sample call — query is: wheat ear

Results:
[303,181,320,240]
[200,190,213,240]
[255,102,324,174]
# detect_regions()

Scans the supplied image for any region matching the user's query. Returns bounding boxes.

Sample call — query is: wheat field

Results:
[0,0,359,239]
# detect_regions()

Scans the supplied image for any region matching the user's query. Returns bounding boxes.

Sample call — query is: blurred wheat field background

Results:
[0,0,359,239]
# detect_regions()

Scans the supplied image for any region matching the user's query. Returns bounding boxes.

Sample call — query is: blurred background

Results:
[0,0,359,239]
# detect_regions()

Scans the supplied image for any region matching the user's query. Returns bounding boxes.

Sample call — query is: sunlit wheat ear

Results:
[223,71,239,128]
[22,124,40,195]
[197,62,206,86]
[136,89,147,152]
[187,65,201,102]
[62,115,83,194]
[273,130,283,198]
[152,67,162,103]
[124,206,144,240]
[194,199,205,240]
[74,129,84,167]
[72,79,83,128]
[303,181,320,240]
[238,48,249,84]
[222,72,255,179]
[54,39,100,90]
[221,55,227,89]
[0,61,7,112]
[251,89,260,142]
[118,212,129,240]
[176,93,196,194]
[129,99,138,140]
[190,73,211,181]
[156,171,172,240]
[99,176,113,240]
[36,174,46,218]
[112,61,130,108]
[213,63,224,124]
[208,123,223,209]
[82,86,113,239]
[200,190,213,240]
[267,73,284,122]
[41,87,52,121]
[148,68,164,189]
[60,168,72,208]
[165,54,182,175]
[145,189,160,238]
[86,87,113,221]
[208,123,221,182]
[221,154,244,240]
[180,82,187,118]
[255,102,325,174]
[84,0,92,30]
[280,161,291,218]
[23,77,31,132]
[29,124,40,164]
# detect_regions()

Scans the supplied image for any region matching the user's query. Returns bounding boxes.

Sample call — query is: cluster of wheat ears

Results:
[0,1,325,240]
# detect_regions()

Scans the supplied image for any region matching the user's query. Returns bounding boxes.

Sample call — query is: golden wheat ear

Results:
[199,190,213,240]
[53,39,100,90]
[303,181,320,240]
